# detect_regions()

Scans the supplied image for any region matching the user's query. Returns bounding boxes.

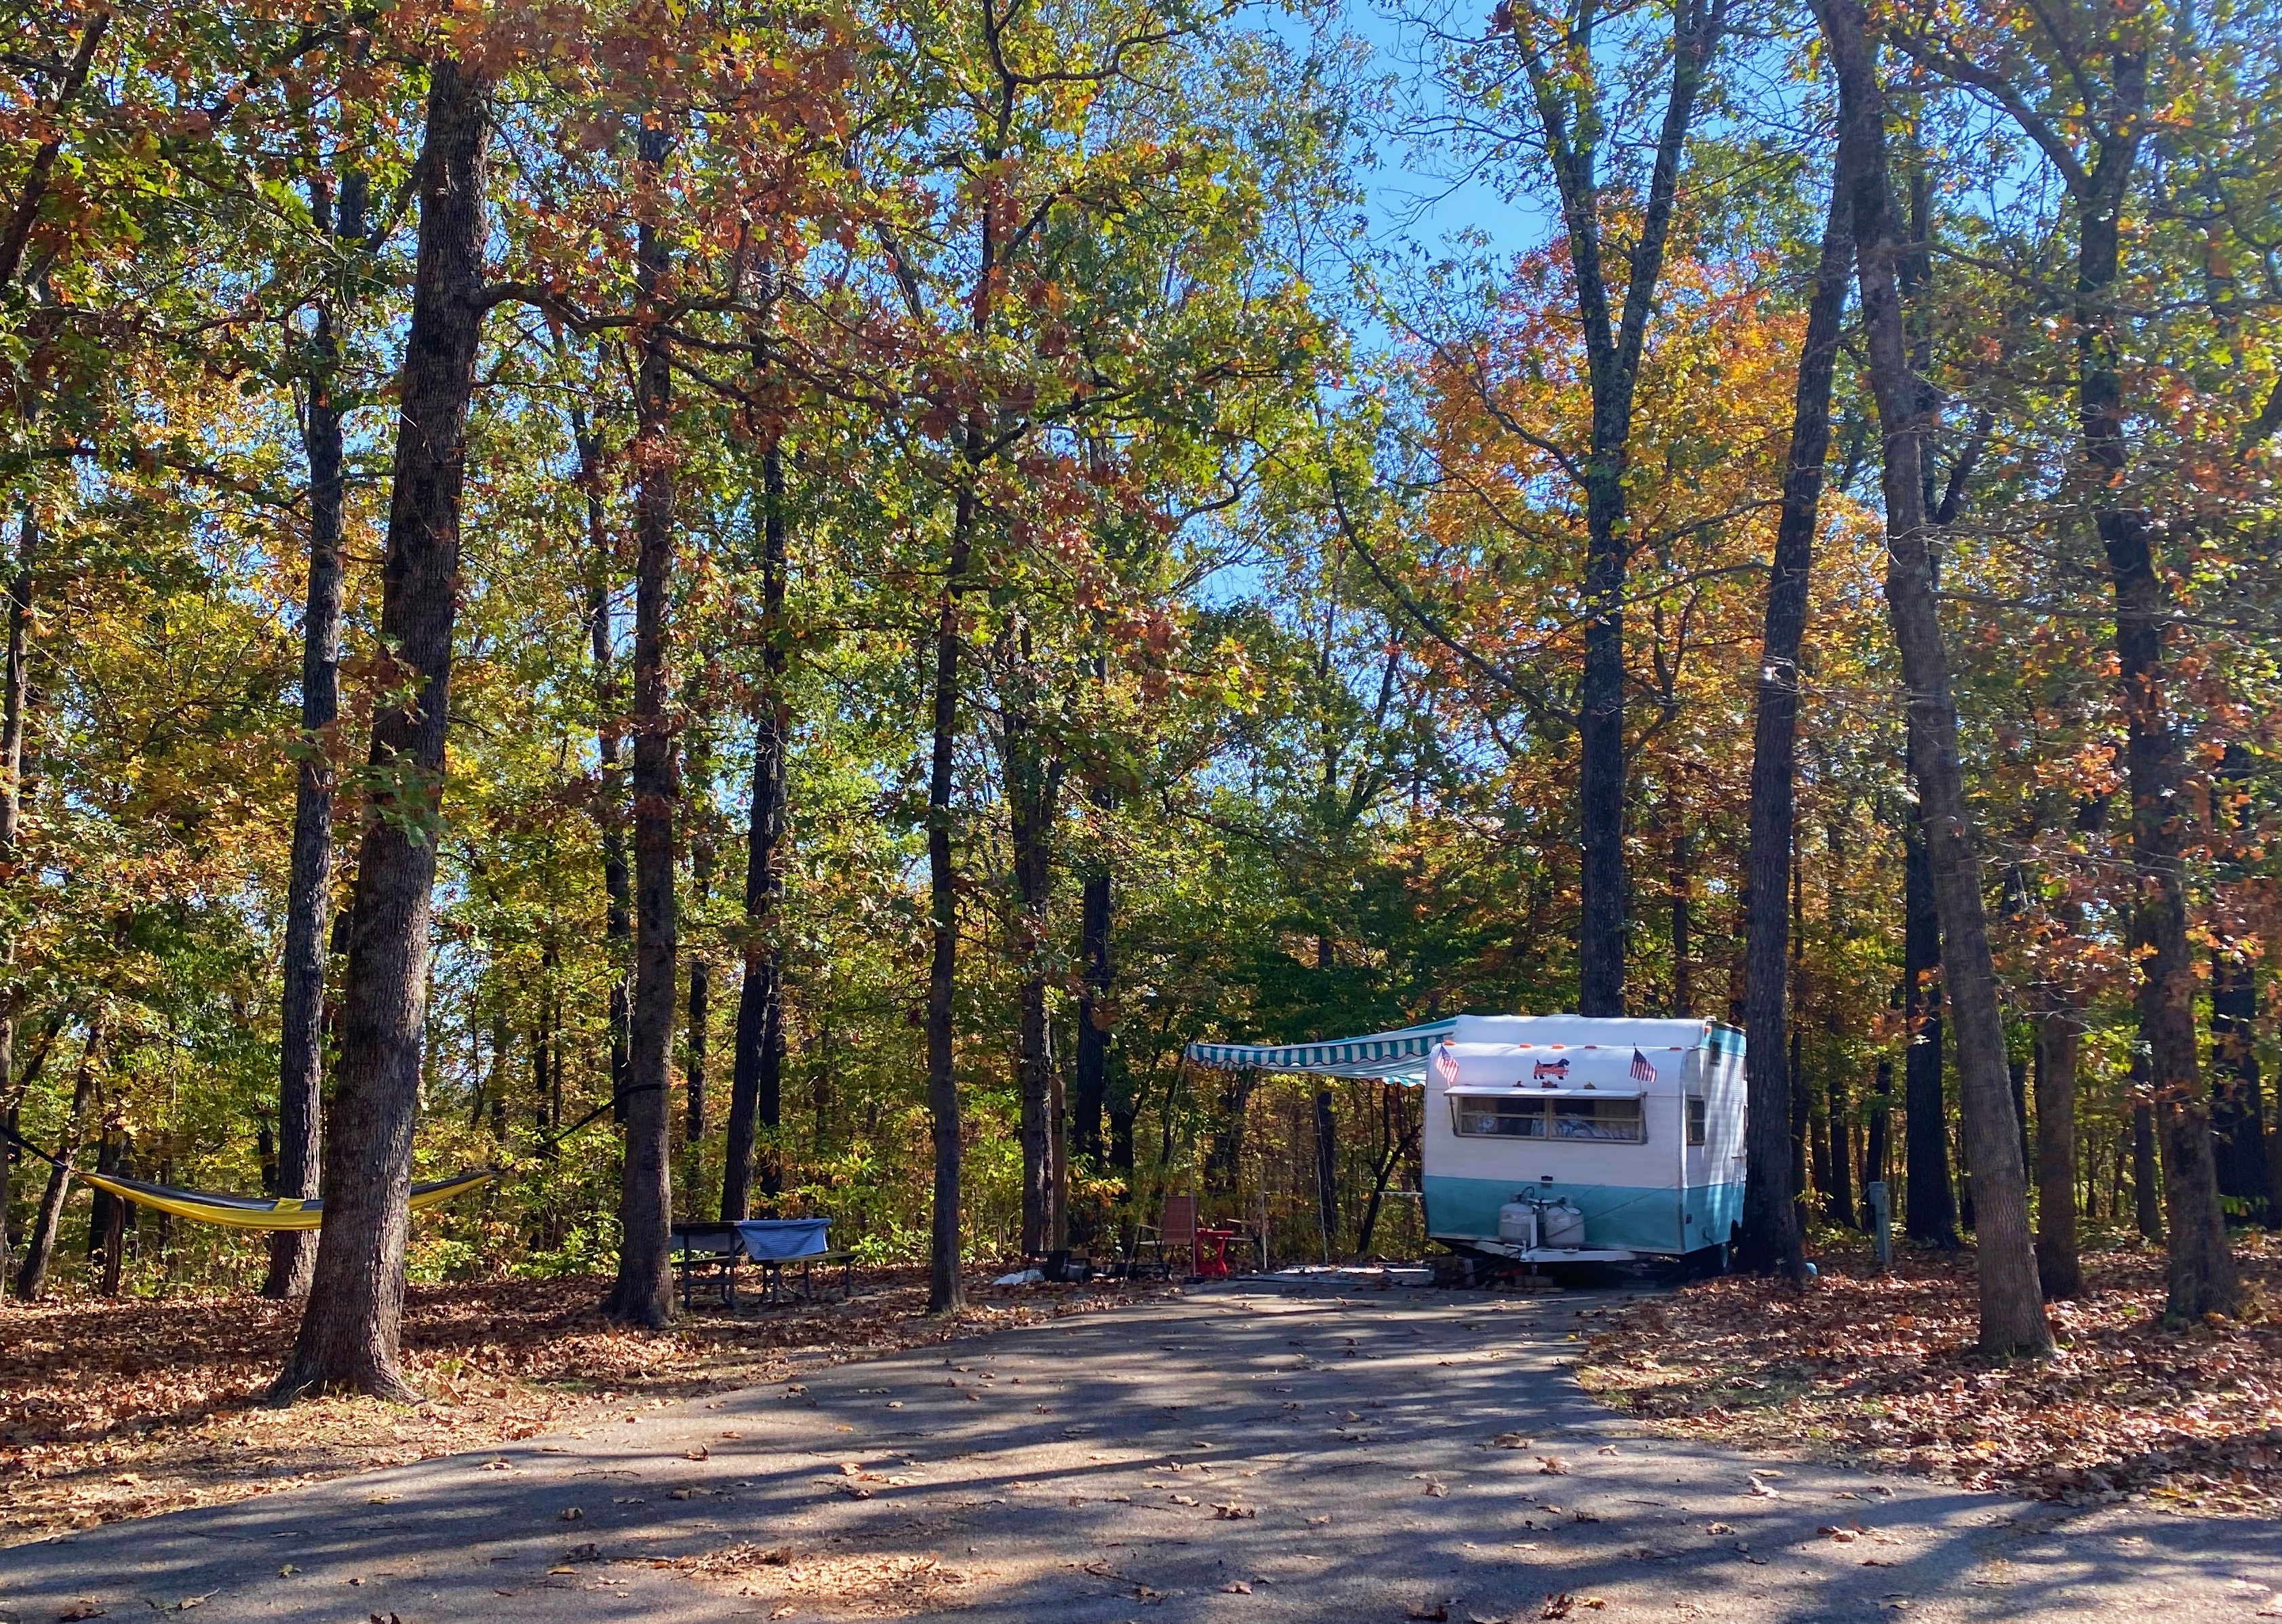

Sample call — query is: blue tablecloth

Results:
[734,1218,829,1261]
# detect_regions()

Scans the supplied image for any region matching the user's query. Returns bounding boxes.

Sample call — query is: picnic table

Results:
[669,1219,852,1310]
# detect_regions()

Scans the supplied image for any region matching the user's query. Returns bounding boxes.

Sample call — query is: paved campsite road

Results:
[3,1284,2277,1624]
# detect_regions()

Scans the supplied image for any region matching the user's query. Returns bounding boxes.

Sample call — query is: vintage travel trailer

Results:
[1187,1014,1746,1265]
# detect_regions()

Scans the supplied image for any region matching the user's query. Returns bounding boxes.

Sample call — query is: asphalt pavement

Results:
[2,1282,2276,1623]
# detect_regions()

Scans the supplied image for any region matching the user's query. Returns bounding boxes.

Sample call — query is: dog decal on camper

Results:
[1531,1057,1571,1082]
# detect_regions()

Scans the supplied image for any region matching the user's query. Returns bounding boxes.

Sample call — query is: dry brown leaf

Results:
[1405,1604,1449,1621]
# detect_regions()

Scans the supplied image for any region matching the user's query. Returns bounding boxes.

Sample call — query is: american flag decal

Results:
[1433,1042,1461,1086]
[1630,1048,1658,1084]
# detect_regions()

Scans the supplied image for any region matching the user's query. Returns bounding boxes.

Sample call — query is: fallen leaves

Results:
[0,1269,1174,1550]
[1574,1234,2282,1516]
[1405,1603,1449,1621]
[663,1543,966,1618]
[1211,1502,1257,1519]
[1491,1433,1531,1449]
[1535,1457,1568,1476]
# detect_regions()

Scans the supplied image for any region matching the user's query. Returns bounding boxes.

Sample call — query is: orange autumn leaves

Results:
[1397,242,1886,971]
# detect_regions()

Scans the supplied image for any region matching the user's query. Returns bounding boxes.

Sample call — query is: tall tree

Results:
[271,55,492,1400]
[725,435,789,1219]
[1887,0,2239,1320]
[262,164,365,1302]
[602,123,678,1329]
[998,619,1064,1257]
[1495,0,1731,1014]
[1736,183,1851,1279]
[1816,0,2052,1355]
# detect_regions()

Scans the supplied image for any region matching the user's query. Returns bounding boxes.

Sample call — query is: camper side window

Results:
[1452,1096,1645,1143]
[1451,1097,1547,1138]
[1686,1096,1707,1146]
[1551,1098,1645,1143]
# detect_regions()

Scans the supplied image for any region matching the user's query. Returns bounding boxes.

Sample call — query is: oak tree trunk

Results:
[570,395,635,1128]
[0,510,34,1296]
[264,170,364,1302]
[1902,815,1957,1243]
[269,57,490,1402]
[604,125,678,1329]
[2078,178,2239,1318]
[1073,818,1112,1166]
[1736,184,1849,1278]
[14,1033,95,1301]
[725,438,789,1219]
[1001,624,1061,1258]
[1819,0,2051,1355]
[926,477,975,1314]
[2032,1008,2084,1298]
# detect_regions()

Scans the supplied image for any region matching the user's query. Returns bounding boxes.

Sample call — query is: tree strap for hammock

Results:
[0,1083,661,1233]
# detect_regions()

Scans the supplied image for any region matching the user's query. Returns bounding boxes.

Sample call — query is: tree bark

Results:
[1818,0,2051,1354]
[264,170,364,1303]
[1001,624,1061,1259]
[603,124,678,1329]
[569,396,634,1126]
[725,439,789,1219]
[2032,1008,2084,1298]
[2131,1061,2162,1237]
[1901,814,1956,1243]
[2078,172,2239,1318]
[1735,184,1849,1278]
[0,508,34,1296]
[269,57,490,1402]
[14,1031,95,1301]
[1506,0,1727,1016]
[926,474,975,1314]
[2211,749,2268,1214]
[1074,816,1112,1166]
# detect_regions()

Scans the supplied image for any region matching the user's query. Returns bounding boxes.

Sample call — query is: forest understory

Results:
[0,1269,1168,1549]
[1579,1234,2282,1520]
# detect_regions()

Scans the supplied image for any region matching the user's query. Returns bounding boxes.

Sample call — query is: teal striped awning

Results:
[1185,1018,1459,1082]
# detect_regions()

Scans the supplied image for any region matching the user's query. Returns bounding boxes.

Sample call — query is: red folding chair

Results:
[1137,1192,1198,1278]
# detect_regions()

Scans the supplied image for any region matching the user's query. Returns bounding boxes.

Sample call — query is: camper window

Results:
[1451,1096,1645,1143]
[1686,1096,1707,1146]
[1452,1096,1547,1138]
[1551,1098,1645,1142]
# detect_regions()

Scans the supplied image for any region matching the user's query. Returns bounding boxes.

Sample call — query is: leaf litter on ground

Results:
[1575,1232,2282,1516]
[0,1267,1170,1547]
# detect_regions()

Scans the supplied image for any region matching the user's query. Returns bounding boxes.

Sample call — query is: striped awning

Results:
[1185,1018,1459,1082]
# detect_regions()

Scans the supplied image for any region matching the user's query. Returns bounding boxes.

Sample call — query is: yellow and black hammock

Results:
[0,1126,495,1230]
[0,1084,646,1232]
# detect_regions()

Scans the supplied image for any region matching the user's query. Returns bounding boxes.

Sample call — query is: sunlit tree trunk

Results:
[2079,161,2239,1316]
[270,58,491,1401]
[264,167,363,1303]
[15,1029,95,1301]
[1819,0,2051,1355]
[1736,184,1849,1278]
[2033,1008,2084,1298]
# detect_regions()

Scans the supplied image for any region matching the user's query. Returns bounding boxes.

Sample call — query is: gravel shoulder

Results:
[3,1282,2277,1624]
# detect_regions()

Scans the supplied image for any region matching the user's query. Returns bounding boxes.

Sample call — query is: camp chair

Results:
[1133,1192,1197,1279]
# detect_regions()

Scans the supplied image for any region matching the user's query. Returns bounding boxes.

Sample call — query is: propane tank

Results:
[1540,1197,1586,1250]
[1497,1200,1539,1248]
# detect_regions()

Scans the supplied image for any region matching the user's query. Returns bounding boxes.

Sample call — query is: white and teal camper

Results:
[1187,1014,1746,1265]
